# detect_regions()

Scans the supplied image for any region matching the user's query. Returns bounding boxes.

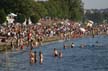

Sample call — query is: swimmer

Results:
[80,43,86,48]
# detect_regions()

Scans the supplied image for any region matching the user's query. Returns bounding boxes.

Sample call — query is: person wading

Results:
[34,51,38,63]
[54,48,58,57]
[39,51,43,64]
[29,50,35,64]
[59,49,63,58]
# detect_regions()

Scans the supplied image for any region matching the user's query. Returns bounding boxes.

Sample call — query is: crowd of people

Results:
[0,19,107,41]
[0,19,108,44]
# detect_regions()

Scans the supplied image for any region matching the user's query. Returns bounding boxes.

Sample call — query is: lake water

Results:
[0,35,108,71]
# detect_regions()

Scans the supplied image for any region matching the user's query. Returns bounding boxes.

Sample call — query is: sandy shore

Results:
[0,34,107,52]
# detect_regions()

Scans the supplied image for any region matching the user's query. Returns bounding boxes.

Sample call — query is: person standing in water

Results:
[63,44,67,49]
[29,50,35,64]
[20,38,24,50]
[59,49,63,58]
[71,43,75,48]
[54,48,58,57]
[11,41,14,51]
[34,51,38,63]
[39,51,43,64]
[30,39,33,50]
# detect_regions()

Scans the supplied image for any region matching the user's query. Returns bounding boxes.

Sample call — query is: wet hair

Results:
[54,48,56,50]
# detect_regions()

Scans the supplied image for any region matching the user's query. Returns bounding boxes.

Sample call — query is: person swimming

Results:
[39,51,43,64]
[80,43,86,48]
[54,48,58,57]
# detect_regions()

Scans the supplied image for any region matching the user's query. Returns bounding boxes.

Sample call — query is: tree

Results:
[33,2,48,17]
[103,11,108,23]
[30,14,40,24]
[0,9,6,24]
[0,0,37,18]
[41,0,84,21]
[67,0,84,21]
[0,0,84,22]
[15,13,25,24]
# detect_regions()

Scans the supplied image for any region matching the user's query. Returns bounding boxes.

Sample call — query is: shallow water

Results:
[0,35,108,71]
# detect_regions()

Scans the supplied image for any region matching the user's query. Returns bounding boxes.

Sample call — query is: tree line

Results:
[0,0,84,24]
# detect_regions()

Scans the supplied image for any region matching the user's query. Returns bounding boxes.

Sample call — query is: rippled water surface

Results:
[0,35,108,71]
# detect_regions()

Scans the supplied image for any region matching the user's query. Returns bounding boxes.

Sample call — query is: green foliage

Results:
[0,0,84,22]
[33,3,48,17]
[0,9,6,24]
[41,0,84,21]
[30,14,40,24]
[103,11,108,23]
[15,13,25,23]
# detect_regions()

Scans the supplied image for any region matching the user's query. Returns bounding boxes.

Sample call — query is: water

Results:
[0,35,108,71]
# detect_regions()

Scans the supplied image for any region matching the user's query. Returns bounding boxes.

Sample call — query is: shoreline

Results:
[0,34,107,52]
